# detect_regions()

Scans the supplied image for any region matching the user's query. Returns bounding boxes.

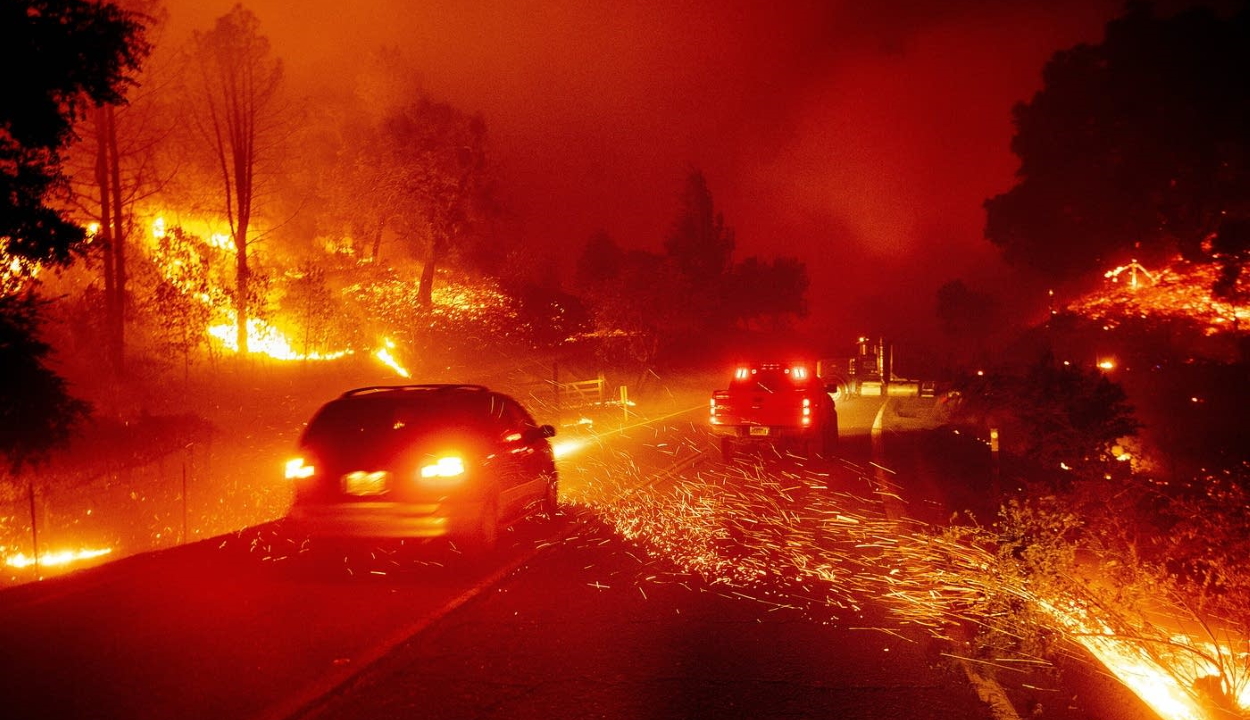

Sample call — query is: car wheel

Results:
[720,437,735,462]
[539,473,559,519]
[820,412,839,457]
[463,492,499,555]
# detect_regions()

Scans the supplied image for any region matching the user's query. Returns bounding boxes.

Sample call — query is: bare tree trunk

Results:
[371,220,384,262]
[235,234,249,353]
[106,106,126,375]
[418,239,440,307]
[94,106,121,376]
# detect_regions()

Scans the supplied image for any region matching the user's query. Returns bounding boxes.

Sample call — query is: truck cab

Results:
[709,361,838,461]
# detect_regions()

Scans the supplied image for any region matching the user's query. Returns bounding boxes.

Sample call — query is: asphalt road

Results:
[0,393,1152,720]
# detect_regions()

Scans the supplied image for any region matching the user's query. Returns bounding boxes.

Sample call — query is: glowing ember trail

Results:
[6,548,113,570]
[373,337,410,378]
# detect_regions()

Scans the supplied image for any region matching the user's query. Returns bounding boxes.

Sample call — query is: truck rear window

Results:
[730,369,809,393]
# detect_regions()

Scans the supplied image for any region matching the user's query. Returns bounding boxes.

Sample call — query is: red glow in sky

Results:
[162,0,1129,340]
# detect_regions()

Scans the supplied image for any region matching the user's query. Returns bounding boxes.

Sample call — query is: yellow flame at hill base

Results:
[6,548,113,570]
[209,321,413,379]
[209,320,352,361]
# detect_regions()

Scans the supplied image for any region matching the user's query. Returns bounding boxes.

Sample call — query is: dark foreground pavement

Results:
[303,512,993,720]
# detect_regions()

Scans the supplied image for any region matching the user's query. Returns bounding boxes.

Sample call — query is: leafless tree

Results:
[189,4,283,354]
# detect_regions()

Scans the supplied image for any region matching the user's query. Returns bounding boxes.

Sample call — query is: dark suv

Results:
[285,384,558,551]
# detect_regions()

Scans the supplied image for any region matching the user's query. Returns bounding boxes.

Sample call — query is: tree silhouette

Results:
[952,353,1138,482]
[935,279,1003,358]
[380,98,492,307]
[0,0,146,472]
[725,256,809,330]
[985,2,1250,288]
[665,169,735,285]
[0,296,91,474]
[141,227,214,376]
[0,0,148,270]
[664,169,736,328]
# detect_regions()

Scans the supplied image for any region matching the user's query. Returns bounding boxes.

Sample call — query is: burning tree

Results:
[189,4,284,354]
[139,226,217,375]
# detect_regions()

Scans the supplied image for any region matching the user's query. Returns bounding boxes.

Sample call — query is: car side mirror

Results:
[537,424,557,439]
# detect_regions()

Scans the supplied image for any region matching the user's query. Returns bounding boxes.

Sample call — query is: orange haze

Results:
[163,0,1134,341]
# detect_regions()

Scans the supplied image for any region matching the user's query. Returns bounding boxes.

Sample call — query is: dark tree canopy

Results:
[0,296,90,473]
[575,230,625,289]
[725,256,809,330]
[936,279,1002,340]
[577,169,811,361]
[985,2,1250,286]
[0,0,146,472]
[952,353,1139,481]
[664,169,735,287]
[1,0,149,268]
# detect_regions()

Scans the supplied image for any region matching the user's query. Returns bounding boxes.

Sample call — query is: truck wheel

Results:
[819,429,837,457]
[720,437,735,462]
[802,436,820,459]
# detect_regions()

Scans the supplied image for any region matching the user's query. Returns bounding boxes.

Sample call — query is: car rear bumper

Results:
[710,425,818,439]
[286,499,485,538]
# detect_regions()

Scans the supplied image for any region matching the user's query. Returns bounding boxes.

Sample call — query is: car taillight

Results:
[801,397,812,426]
[418,455,467,487]
[285,457,315,479]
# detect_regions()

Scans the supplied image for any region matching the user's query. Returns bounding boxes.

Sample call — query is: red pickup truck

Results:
[709,361,838,461]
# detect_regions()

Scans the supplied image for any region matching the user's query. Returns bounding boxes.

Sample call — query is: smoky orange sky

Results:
[163,0,1137,342]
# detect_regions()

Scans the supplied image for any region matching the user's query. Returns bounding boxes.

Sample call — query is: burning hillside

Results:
[1067,258,1247,335]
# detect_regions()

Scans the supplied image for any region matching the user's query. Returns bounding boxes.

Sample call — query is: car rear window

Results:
[303,395,487,445]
